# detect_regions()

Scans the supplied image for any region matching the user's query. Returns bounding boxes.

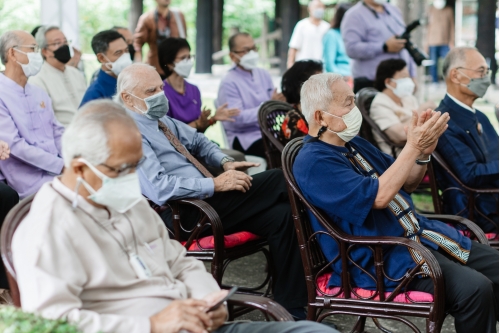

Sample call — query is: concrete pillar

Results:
[195,0,214,73]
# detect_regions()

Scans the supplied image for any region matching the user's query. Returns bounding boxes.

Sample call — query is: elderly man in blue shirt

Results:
[293,73,498,333]
[80,30,132,107]
[114,63,308,320]
[435,47,498,234]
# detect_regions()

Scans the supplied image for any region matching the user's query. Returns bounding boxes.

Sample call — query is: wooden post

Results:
[128,0,143,33]
[213,0,224,64]
[278,0,300,73]
[195,0,214,73]
[260,13,269,64]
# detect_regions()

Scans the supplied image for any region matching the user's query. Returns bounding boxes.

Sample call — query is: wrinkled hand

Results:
[405,109,449,155]
[213,170,252,193]
[271,88,286,102]
[150,299,212,333]
[213,103,240,122]
[0,141,10,160]
[203,290,229,332]
[223,161,260,172]
[385,35,407,53]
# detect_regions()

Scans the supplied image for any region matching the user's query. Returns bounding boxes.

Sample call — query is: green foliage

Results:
[0,0,40,36]
[0,306,81,333]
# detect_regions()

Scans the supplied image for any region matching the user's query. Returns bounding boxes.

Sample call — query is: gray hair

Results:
[35,25,60,50]
[442,46,477,79]
[300,73,343,122]
[62,100,137,167]
[0,31,22,65]
[113,63,156,105]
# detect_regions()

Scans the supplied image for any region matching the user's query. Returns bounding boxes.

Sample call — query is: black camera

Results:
[398,20,428,66]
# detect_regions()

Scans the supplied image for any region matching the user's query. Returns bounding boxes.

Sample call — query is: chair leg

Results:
[211,259,224,286]
[306,305,317,321]
[426,318,441,333]
[351,316,367,333]
[372,318,393,333]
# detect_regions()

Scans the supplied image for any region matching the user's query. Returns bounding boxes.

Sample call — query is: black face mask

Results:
[128,44,135,61]
[53,44,71,64]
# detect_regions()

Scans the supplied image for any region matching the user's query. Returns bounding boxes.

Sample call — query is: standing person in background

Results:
[29,26,87,127]
[287,0,330,68]
[134,0,187,78]
[426,0,454,84]
[323,3,352,80]
[341,0,417,93]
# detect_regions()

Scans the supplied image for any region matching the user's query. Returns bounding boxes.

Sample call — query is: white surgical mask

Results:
[14,49,43,77]
[322,106,363,142]
[433,0,446,10]
[173,58,194,78]
[105,53,133,76]
[77,158,142,213]
[129,91,170,120]
[237,50,259,70]
[312,8,325,19]
[386,77,415,98]
[373,0,387,5]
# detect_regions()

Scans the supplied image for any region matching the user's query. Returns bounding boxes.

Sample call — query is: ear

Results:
[70,159,86,177]
[121,91,132,105]
[41,48,50,60]
[449,68,462,84]
[385,77,394,88]
[96,53,106,64]
[313,110,328,127]
[229,52,238,64]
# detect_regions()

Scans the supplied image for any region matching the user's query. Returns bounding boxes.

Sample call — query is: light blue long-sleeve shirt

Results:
[127,110,227,205]
[323,29,351,76]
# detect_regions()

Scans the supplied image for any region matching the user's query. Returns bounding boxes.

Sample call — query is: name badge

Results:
[129,253,152,279]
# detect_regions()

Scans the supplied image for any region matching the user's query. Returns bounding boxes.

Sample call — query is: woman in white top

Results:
[370,59,435,156]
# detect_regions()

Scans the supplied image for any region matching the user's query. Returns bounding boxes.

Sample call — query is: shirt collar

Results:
[97,69,117,84]
[446,93,475,113]
[126,108,160,127]
[0,73,32,94]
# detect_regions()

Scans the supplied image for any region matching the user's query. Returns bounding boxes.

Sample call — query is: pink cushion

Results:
[447,223,498,240]
[316,273,434,303]
[181,231,261,251]
[485,233,498,240]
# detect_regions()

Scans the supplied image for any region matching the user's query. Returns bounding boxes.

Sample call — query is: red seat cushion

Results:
[181,231,261,251]
[316,273,434,303]
[446,223,498,240]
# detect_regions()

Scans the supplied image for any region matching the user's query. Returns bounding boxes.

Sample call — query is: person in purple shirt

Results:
[217,33,286,158]
[341,0,417,93]
[0,30,64,199]
[157,37,240,132]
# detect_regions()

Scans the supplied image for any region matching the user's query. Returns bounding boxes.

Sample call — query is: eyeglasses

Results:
[456,67,491,78]
[46,39,71,49]
[100,156,146,176]
[232,46,258,55]
[14,45,40,53]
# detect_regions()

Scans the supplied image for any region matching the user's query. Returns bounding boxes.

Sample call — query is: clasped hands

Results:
[405,108,450,157]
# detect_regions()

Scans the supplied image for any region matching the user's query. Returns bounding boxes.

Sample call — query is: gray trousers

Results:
[215,322,338,333]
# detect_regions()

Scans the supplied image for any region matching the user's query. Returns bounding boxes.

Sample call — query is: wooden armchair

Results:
[258,100,295,169]
[281,138,489,333]
[0,195,292,321]
[427,151,498,248]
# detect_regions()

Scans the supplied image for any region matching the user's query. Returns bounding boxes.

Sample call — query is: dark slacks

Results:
[0,182,19,289]
[215,321,338,333]
[409,241,499,333]
[353,77,375,94]
[233,137,266,159]
[161,170,307,310]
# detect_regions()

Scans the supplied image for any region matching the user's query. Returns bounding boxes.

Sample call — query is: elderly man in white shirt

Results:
[12,99,337,333]
[29,25,87,126]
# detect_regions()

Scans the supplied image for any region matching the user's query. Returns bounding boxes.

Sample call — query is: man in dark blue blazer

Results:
[435,46,498,233]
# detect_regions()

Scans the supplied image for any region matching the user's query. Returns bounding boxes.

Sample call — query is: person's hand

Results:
[196,109,211,131]
[68,47,82,67]
[223,161,260,172]
[213,170,252,193]
[405,109,449,155]
[0,141,10,160]
[150,299,212,333]
[385,35,407,53]
[213,103,240,122]
[203,290,229,332]
[271,88,286,102]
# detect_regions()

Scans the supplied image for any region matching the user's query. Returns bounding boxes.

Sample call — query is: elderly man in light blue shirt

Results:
[115,63,309,320]
[0,30,64,199]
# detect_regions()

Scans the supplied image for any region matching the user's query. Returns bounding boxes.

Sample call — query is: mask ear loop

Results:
[306,126,327,143]
[73,177,83,210]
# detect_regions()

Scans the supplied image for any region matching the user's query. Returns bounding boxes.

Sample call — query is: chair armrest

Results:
[422,214,489,245]
[227,293,294,321]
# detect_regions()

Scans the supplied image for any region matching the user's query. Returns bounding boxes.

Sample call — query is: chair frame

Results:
[281,138,489,333]
[258,100,295,169]
[1,195,292,321]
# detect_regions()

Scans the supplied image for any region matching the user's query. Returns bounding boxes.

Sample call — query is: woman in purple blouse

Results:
[158,38,239,132]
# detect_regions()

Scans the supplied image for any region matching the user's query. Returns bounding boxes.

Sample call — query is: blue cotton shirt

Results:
[127,110,227,205]
[79,70,117,107]
[293,136,470,290]
[435,94,499,232]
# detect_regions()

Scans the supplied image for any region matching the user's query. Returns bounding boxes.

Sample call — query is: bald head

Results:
[442,46,481,79]
[0,30,35,65]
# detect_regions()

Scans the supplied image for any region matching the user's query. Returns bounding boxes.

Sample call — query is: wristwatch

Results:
[416,155,432,165]
[220,156,235,168]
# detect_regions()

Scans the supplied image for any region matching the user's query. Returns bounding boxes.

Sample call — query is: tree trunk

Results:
[129,0,143,33]
[195,0,214,73]
[278,0,300,73]
[475,0,497,83]
[213,0,224,64]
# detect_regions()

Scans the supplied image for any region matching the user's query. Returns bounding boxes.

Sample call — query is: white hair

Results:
[113,63,156,105]
[442,46,477,79]
[0,31,22,65]
[35,25,60,50]
[300,73,343,122]
[62,100,137,167]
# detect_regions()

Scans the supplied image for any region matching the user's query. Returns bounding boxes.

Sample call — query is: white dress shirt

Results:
[289,18,330,62]
[446,93,476,113]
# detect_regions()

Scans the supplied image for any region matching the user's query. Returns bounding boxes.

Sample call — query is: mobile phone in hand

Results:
[206,286,238,312]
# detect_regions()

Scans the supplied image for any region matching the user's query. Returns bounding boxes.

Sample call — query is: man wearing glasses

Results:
[435,46,498,233]
[0,30,65,199]
[217,33,286,159]
[29,26,87,127]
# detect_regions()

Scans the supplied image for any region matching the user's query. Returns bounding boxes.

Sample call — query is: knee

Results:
[0,184,19,209]
[460,275,494,305]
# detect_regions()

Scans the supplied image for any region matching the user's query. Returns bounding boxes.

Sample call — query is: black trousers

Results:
[232,137,266,159]
[353,77,375,94]
[0,182,19,289]
[409,241,499,333]
[161,170,307,309]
